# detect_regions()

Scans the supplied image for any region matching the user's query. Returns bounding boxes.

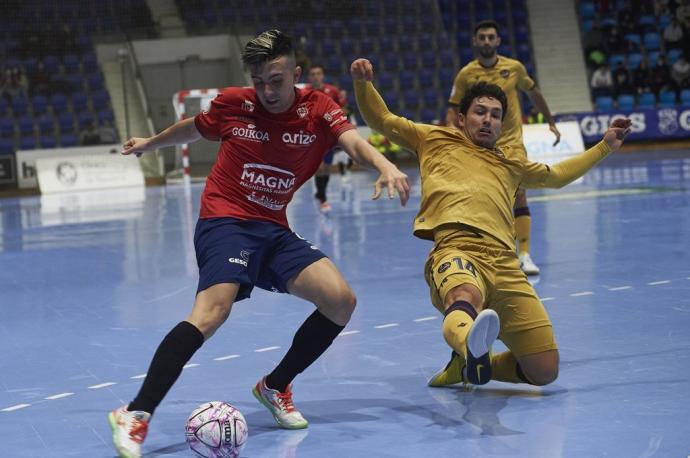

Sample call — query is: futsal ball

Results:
[185,401,248,458]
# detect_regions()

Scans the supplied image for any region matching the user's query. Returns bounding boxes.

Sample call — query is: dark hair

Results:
[241,29,294,67]
[308,64,325,72]
[473,19,500,36]
[459,82,508,120]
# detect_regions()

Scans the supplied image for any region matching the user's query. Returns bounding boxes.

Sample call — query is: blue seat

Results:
[383,55,399,71]
[422,89,438,107]
[418,34,433,50]
[667,48,682,64]
[638,15,657,32]
[637,92,656,108]
[51,93,68,113]
[91,91,111,111]
[617,94,635,110]
[658,91,676,107]
[12,96,28,116]
[681,89,690,105]
[421,51,437,69]
[460,47,474,64]
[627,53,643,70]
[97,110,114,124]
[402,52,417,70]
[658,14,672,29]
[516,44,531,62]
[340,38,354,56]
[82,53,98,73]
[0,138,13,155]
[72,92,89,113]
[0,98,7,117]
[420,108,437,124]
[36,114,54,135]
[321,41,336,56]
[63,54,80,73]
[404,92,419,109]
[399,71,415,90]
[58,112,75,133]
[18,116,34,136]
[31,95,48,115]
[643,33,661,51]
[514,25,529,43]
[398,35,413,53]
[647,50,661,67]
[60,134,78,147]
[418,69,435,89]
[77,112,94,129]
[581,19,593,32]
[0,118,14,137]
[609,54,626,68]
[39,135,57,149]
[595,96,614,111]
[19,136,36,150]
[624,33,641,50]
[439,67,455,87]
[378,72,394,90]
[359,38,375,55]
[43,55,60,73]
[580,2,596,19]
[87,72,105,92]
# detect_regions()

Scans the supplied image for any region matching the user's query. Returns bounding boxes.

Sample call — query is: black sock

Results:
[314,175,330,202]
[265,310,344,392]
[128,321,204,414]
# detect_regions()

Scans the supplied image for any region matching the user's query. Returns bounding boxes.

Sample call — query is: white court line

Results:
[338,330,360,336]
[214,355,240,361]
[255,346,280,352]
[609,286,632,291]
[375,323,399,329]
[648,280,671,285]
[88,382,116,389]
[45,392,74,400]
[570,291,594,297]
[183,363,200,369]
[2,404,31,412]
[130,374,147,379]
[414,316,438,322]
[540,297,556,302]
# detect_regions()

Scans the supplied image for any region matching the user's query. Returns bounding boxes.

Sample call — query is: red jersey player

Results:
[109,30,410,458]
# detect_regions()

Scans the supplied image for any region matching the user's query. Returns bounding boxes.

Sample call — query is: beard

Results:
[478,46,496,59]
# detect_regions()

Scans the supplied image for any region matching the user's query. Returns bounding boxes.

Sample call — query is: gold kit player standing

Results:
[351,57,631,389]
[446,20,561,275]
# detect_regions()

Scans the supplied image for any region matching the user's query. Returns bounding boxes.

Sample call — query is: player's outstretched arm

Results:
[531,119,632,188]
[122,117,202,157]
[350,58,423,152]
[525,87,561,146]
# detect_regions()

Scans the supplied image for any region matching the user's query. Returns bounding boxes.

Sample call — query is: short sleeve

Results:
[194,93,228,141]
[321,96,355,138]
[447,70,466,105]
[516,62,536,92]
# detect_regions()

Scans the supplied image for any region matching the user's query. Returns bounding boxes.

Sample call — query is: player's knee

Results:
[443,284,482,311]
[321,284,356,324]
[523,358,559,386]
[190,299,232,338]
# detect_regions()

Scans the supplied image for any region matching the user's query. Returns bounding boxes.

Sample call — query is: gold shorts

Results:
[424,228,557,357]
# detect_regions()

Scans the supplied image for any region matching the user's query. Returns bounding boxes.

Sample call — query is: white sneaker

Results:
[108,405,150,458]
[464,309,500,385]
[519,252,540,275]
[252,376,308,429]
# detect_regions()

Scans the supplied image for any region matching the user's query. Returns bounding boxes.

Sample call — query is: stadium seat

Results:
[63,54,80,73]
[0,118,14,137]
[624,33,641,50]
[643,33,661,51]
[638,15,657,32]
[43,55,60,73]
[39,136,57,149]
[0,98,7,117]
[321,41,336,56]
[91,91,111,111]
[0,138,13,155]
[418,34,433,50]
[50,93,68,113]
[658,14,672,29]
[36,114,54,135]
[637,92,656,108]
[97,110,114,124]
[647,50,661,67]
[579,2,596,19]
[627,53,643,70]
[72,92,89,113]
[11,96,28,116]
[595,96,614,111]
[18,116,34,136]
[581,19,593,32]
[617,94,635,110]
[681,89,690,105]
[399,71,416,90]
[359,38,375,55]
[378,72,394,90]
[31,95,48,115]
[421,51,437,69]
[19,136,35,150]
[667,48,682,64]
[609,54,626,68]
[402,52,418,69]
[77,112,94,129]
[339,38,354,56]
[383,54,399,72]
[58,112,75,133]
[422,89,438,107]
[418,69,435,88]
[60,134,78,147]
[420,108,437,124]
[658,91,676,107]
[404,92,419,109]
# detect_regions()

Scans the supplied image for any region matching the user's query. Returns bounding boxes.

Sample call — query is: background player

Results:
[306,64,347,212]
[446,20,561,275]
[352,57,631,391]
[108,31,410,458]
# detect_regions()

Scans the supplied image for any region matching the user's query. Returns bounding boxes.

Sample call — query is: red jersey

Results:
[194,86,354,227]
[305,83,346,107]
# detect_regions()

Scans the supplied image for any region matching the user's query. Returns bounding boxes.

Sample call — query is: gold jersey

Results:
[448,56,534,148]
[355,81,612,249]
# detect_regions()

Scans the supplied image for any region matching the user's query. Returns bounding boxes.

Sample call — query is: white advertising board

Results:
[15,144,121,189]
[522,121,585,165]
[36,155,144,194]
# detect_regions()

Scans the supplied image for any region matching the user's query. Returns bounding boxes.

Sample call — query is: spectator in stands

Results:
[591,63,614,98]
[663,17,685,50]
[582,19,605,56]
[604,27,627,54]
[368,130,401,163]
[588,48,606,69]
[3,67,29,102]
[617,7,636,34]
[29,62,51,96]
[79,121,102,146]
[654,0,672,17]
[98,120,119,144]
[526,106,545,124]
[652,55,673,93]
[671,54,690,88]
[613,61,634,95]
[677,0,690,27]
[632,59,654,94]
[54,24,76,55]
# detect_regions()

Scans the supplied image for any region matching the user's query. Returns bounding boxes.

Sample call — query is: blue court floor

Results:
[1,148,689,457]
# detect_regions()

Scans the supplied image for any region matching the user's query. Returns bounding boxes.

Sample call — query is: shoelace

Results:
[275,391,296,413]
[128,418,149,444]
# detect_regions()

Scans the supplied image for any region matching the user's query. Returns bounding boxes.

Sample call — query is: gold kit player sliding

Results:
[351,57,632,389]
[446,20,562,275]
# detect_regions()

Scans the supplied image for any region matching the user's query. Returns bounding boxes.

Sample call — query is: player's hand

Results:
[549,123,561,146]
[122,137,153,158]
[372,166,410,206]
[350,59,374,82]
[603,118,632,150]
